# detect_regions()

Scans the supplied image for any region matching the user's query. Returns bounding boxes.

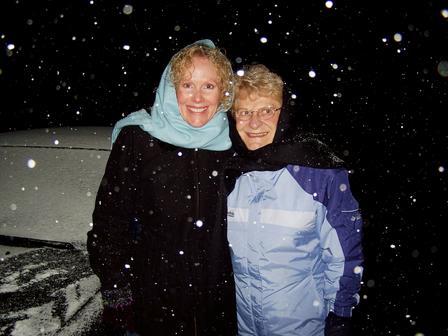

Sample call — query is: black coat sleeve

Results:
[87,126,140,290]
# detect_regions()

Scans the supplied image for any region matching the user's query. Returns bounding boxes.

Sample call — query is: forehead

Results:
[181,56,218,79]
[234,90,281,109]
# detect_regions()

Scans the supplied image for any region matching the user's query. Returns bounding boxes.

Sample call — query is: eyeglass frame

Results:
[232,106,282,121]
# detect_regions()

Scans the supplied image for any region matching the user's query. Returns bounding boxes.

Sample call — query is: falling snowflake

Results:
[27,159,36,168]
[393,33,403,42]
[122,5,133,15]
[437,61,448,77]
[353,266,363,274]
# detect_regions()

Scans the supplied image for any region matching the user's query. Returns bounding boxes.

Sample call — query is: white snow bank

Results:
[0,127,112,243]
[0,127,112,150]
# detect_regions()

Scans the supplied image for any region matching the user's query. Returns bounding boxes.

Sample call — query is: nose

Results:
[248,113,262,128]
[192,89,203,103]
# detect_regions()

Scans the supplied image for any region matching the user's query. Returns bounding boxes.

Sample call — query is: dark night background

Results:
[1,0,447,335]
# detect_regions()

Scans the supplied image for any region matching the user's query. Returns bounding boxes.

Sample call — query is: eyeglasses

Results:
[233,106,281,121]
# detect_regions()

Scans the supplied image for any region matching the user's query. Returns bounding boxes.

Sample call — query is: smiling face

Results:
[175,56,222,128]
[233,90,281,150]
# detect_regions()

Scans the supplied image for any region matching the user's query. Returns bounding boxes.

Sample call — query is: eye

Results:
[259,107,273,116]
[238,110,250,117]
[181,82,193,89]
[205,83,215,89]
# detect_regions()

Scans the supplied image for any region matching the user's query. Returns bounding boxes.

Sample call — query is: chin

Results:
[246,143,266,151]
[187,119,209,128]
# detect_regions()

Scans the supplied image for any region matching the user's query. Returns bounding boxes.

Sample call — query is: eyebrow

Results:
[180,78,218,83]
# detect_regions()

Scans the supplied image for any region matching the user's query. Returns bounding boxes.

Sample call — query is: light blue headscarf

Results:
[111,39,232,151]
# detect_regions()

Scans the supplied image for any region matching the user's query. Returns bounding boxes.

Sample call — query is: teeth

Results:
[188,107,207,113]
[247,132,268,137]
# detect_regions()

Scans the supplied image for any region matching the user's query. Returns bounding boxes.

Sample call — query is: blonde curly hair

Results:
[233,64,283,112]
[170,43,234,111]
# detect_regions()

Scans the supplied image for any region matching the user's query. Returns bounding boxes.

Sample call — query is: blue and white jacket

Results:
[227,164,363,336]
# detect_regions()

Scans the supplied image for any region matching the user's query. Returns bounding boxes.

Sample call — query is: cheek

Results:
[176,88,190,104]
[236,120,247,133]
[268,116,280,130]
[267,121,276,130]
[175,90,183,103]
[209,91,221,106]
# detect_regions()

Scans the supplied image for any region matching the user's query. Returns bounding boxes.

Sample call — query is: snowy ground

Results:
[0,245,39,259]
[0,246,102,336]
[0,127,113,335]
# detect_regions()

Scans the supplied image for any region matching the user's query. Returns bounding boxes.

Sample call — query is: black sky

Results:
[1,0,447,334]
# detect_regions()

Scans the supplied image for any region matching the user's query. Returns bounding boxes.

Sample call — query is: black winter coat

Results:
[87,126,237,335]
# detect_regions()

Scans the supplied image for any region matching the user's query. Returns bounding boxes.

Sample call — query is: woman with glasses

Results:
[224,64,364,335]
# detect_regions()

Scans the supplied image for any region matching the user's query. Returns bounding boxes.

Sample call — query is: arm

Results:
[87,126,140,293]
[320,169,363,321]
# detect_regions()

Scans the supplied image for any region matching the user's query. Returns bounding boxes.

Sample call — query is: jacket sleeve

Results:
[320,169,363,318]
[87,126,140,291]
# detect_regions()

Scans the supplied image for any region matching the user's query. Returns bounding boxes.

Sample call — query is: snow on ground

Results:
[0,246,39,259]
[0,247,101,336]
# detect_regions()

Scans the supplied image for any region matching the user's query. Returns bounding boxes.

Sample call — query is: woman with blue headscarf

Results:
[87,40,237,336]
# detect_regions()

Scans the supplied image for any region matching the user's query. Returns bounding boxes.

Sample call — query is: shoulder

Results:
[109,126,165,165]
[286,164,346,179]
[194,148,234,171]
[201,147,234,159]
[116,125,150,140]
[113,125,155,149]
[284,165,357,209]
[297,135,345,168]
[286,165,349,193]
